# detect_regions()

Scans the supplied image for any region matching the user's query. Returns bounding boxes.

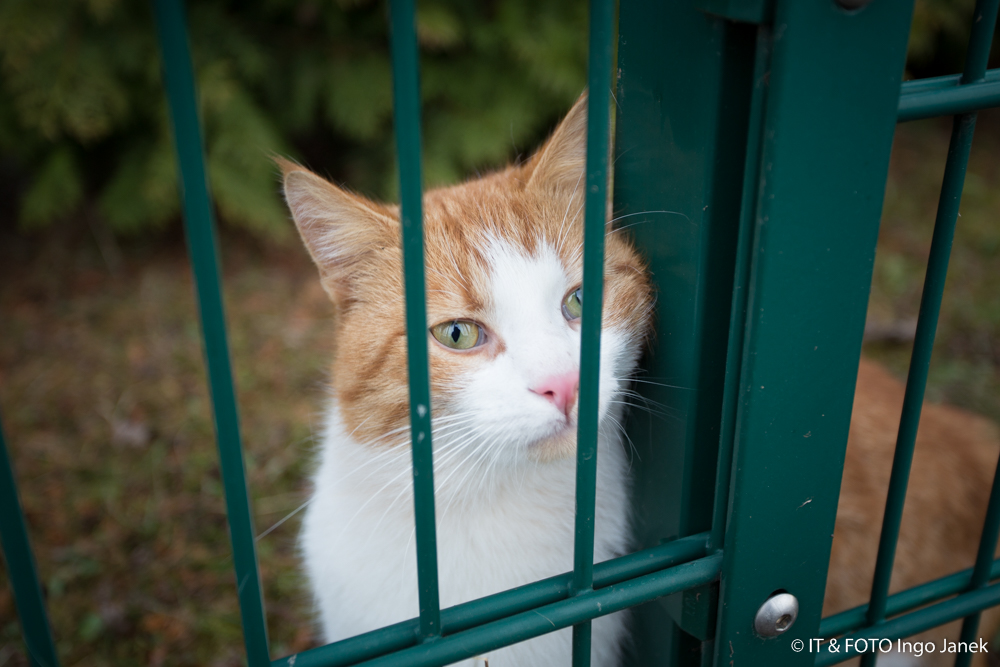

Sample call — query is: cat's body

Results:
[282,94,1000,667]
[828,358,1000,666]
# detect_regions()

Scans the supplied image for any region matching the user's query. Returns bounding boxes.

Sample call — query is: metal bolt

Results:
[836,0,874,10]
[754,592,799,638]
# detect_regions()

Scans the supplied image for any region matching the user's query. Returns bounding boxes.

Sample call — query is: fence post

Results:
[712,1,914,665]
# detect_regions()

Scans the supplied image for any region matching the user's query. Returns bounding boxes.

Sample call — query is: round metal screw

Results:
[754,592,799,638]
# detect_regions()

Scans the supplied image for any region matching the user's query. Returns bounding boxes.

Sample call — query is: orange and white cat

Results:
[281,95,650,665]
[281,94,1000,666]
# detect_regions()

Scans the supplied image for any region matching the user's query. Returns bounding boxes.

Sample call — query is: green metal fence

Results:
[2,0,1000,666]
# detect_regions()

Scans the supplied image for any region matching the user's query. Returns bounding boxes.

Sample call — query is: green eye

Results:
[431,320,482,350]
[563,287,583,320]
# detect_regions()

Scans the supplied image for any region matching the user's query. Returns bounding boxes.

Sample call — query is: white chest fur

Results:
[300,409,632,666]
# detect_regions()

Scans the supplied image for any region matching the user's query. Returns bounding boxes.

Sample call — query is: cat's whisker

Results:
[442,432,499,509]
[437,455,484,522]
[432,434,485,475]
[603,412,640,469]
[345,414,374,439]
[363,471,421,551]
[556,173,584,253]
[607,398,671,420]
[334,463,416,541]
[436,438,490,523]
[614,386,669,408]
[255,497,312,542]
[443,239,473,292]
[616,377,694,391]
[330,444,411,487]
[478,433,512,500]
[605,210,692,237]
[336,416,487,492]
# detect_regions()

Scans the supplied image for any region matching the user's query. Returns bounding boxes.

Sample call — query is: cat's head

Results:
[280,94,653,466]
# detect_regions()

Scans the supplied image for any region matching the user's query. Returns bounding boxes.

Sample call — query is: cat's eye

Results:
[431,320,483,350]
[563,287,583,320]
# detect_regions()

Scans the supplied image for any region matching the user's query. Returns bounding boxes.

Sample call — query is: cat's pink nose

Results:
[531,371,579,419]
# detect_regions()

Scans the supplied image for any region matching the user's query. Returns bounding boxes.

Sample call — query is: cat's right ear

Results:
[278,158,398,304]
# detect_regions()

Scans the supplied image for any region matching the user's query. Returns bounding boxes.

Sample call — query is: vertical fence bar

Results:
[707,24,771,554]
[956,461,1000,667]
[570,0,615,664]
[387,0,441,640]
[0,414,60,667]
[861,5,998,664]
[950,4,1000,664]
[151,2,270,665]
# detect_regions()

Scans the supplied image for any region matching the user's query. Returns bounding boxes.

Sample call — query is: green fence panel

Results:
[151,1,270,665]
[6,2,1000,666]
[0,416,60,667]
[387,0,441,641]
[614,2,756,663]
[713,1,915,666]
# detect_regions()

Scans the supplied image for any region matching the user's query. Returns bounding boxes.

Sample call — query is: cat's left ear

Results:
[278,158,399,305]
[527,91,612,183]
[525,92,589,195]
[524,92,614,224]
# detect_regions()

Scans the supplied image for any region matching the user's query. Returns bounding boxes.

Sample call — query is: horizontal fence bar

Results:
[356,553,723,667]
[898,69,1000,122]
[0,415,61,667]
[898,68,1000,94]
[150,1,271,664]
[819,558,1000,637]
[273,533,709,667]
[387,0,441,640]
[815,582,1000,666]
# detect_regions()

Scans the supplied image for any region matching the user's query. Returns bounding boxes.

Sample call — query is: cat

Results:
[280,93,652,666]
[280,93,1000,666]
[828,358,1000,667]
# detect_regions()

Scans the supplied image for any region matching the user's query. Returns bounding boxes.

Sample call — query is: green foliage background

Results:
[0,0,993,240]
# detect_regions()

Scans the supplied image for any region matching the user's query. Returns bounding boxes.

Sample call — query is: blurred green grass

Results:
[0,114,998,667]
[865,109,1000,423]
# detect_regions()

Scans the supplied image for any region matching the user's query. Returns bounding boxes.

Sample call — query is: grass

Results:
[0,112,998,666]
[865,109,1000,422]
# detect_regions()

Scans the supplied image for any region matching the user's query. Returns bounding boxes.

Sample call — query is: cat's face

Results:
[281,95,652,467]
